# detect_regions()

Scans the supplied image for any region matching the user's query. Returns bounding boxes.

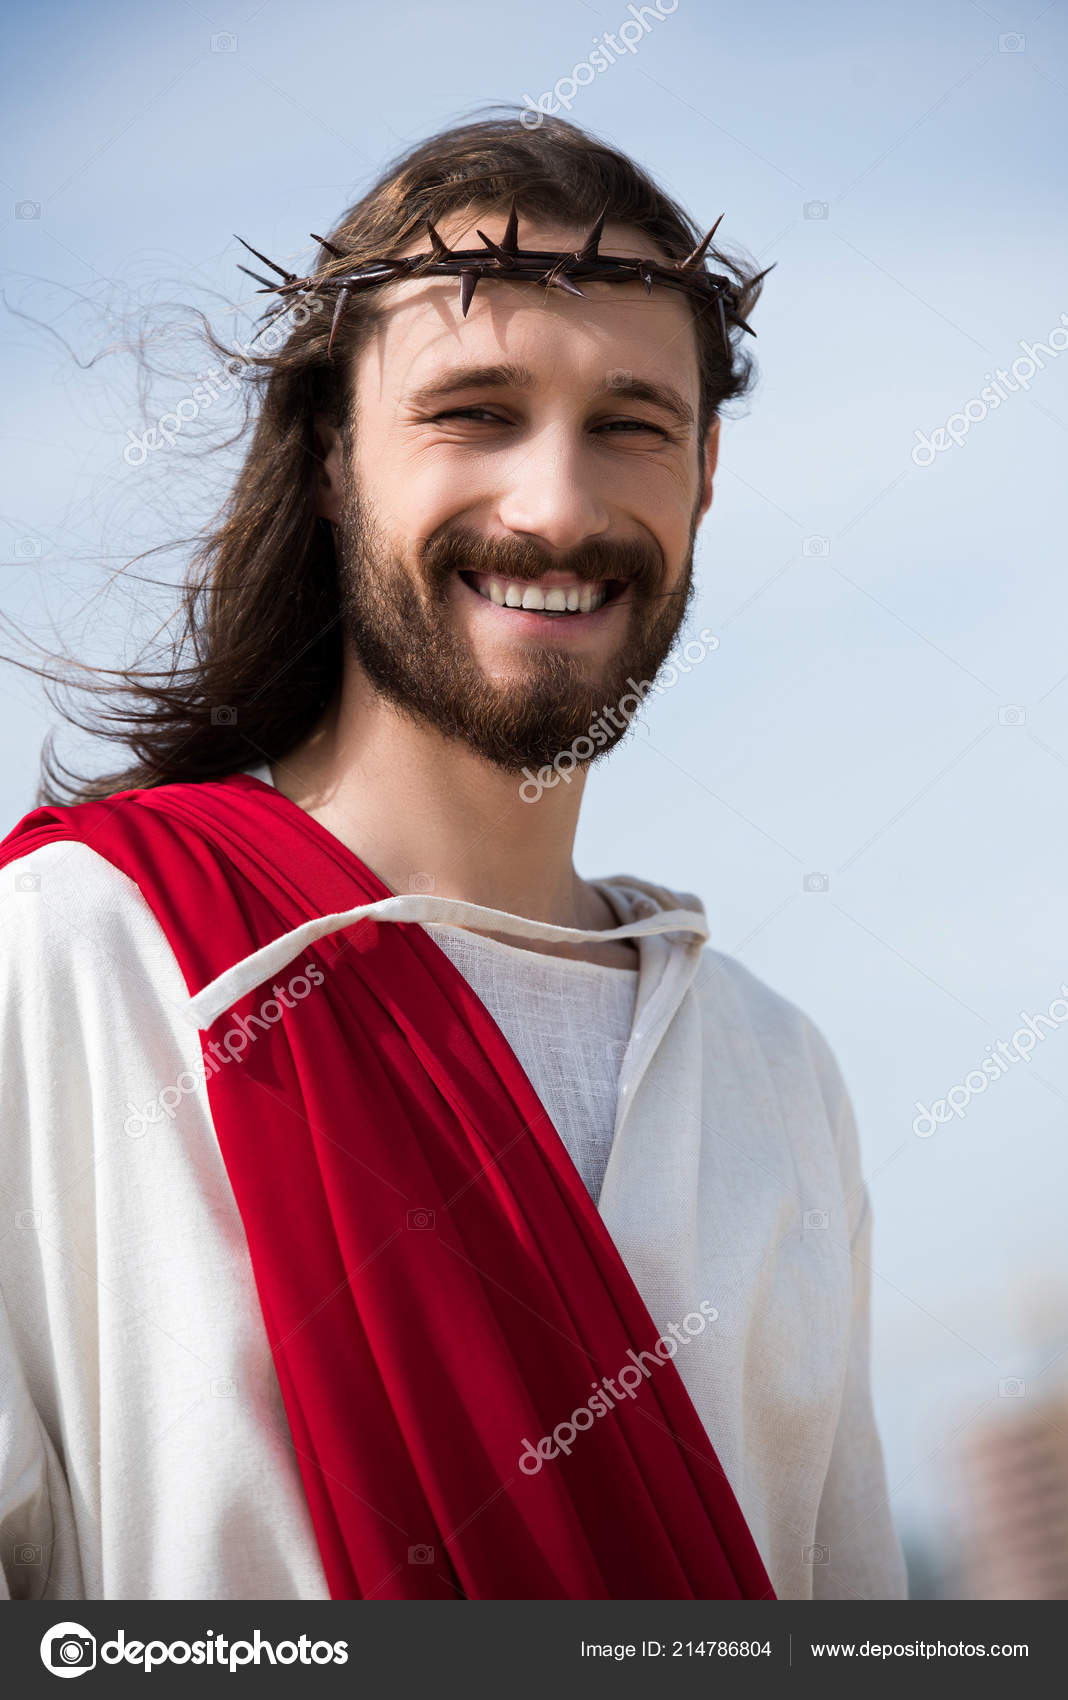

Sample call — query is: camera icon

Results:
[803,872,829,894]
[210,31,238,51]
[15,200,41,220]
[14,1208,41,1230]
[803,1209,829,1230]
[211,1377,236,1396]
[998,1376,1025,1397]
[408,1543,434,1564]
[13,536,43,558]
[408,872,436,894]
[998,32,1025,52]
[803,1544,829,1564]
[407,1208,435,1231]
[51,1633,94,1669]
[15,1542,43,1564]
[40,1622,97,1673]
[210,705,237,726]
[605,368,634,388]
[997,704,1025,726]
[15,871,41,892]
[802,535,829,557]
[803,201,829,220]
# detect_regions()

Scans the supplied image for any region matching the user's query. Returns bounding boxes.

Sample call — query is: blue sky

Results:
[3,0,1068,1586]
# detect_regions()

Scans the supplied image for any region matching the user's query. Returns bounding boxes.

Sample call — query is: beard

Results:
[334,471,700,775]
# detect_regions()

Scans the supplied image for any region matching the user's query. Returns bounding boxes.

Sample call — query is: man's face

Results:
[321,210,718,775]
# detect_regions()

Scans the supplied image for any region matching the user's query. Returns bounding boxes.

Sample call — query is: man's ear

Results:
[314,416,344,524]
[697,417,720,520]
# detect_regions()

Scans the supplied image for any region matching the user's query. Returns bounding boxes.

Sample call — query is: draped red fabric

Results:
[1,774,775,1601]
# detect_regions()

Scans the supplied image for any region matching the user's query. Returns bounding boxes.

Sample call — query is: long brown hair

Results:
[15,108,770,804]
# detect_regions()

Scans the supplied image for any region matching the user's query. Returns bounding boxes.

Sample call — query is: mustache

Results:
[421,526,664,590]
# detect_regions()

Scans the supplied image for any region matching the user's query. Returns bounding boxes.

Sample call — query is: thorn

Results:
[459,270,479,316]
[310,232,346,259]
[678,213,724,272]
[577,201,610,261]
[475,229,519,267]
[749,262,777,288]
[426,217,451,259]
[326,286,351,360]
[501,196,520,254]
[235,235,296,282]
[237,265,278,291]
[716,294,730,353]
[547,273,586,299]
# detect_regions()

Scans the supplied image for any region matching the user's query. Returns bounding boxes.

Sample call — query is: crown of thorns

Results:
[236,197,771,361]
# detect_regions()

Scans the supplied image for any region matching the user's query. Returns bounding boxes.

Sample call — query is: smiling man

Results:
[0,113,907,1602]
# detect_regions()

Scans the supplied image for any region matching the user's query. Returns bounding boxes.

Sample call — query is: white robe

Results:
[0,814,908,1601]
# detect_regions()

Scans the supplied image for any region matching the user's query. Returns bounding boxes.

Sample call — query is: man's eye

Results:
[430,409,670,438]
[432,407,505,424]
[596,419,670,437]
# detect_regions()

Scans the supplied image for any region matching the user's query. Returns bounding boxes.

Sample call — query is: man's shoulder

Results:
[695,940,815,1040]
[1,837,186,992]
[613,868,844,1081]
[2,835,153,919]
[0,833,205,1092]
[0,773,269,933]
[691,940,857,1156]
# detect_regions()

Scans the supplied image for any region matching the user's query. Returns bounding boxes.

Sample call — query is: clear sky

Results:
[3,0,1067,1588]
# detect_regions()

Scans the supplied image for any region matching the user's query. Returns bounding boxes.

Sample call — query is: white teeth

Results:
[473,574,610,613]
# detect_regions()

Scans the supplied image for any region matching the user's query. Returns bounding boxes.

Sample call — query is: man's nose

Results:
[494,426,611,555]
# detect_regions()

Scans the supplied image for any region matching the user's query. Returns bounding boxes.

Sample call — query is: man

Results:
[0,113,907,1601]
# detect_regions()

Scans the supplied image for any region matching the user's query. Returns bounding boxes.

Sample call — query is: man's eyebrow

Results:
[406,363,538,409]
[405,363,695,430]
[592,376,694,431]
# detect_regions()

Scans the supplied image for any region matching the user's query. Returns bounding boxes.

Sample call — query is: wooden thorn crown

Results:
[236,197,771,361]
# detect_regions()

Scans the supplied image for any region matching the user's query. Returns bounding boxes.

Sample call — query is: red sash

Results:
[1,774,775,1600]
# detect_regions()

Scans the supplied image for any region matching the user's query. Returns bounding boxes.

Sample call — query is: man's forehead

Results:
[359,225,702,401]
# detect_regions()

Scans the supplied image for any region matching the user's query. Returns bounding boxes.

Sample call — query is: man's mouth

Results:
[457,569,628,618]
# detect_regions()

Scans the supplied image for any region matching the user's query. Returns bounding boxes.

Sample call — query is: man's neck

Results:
[267,673,624,949]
